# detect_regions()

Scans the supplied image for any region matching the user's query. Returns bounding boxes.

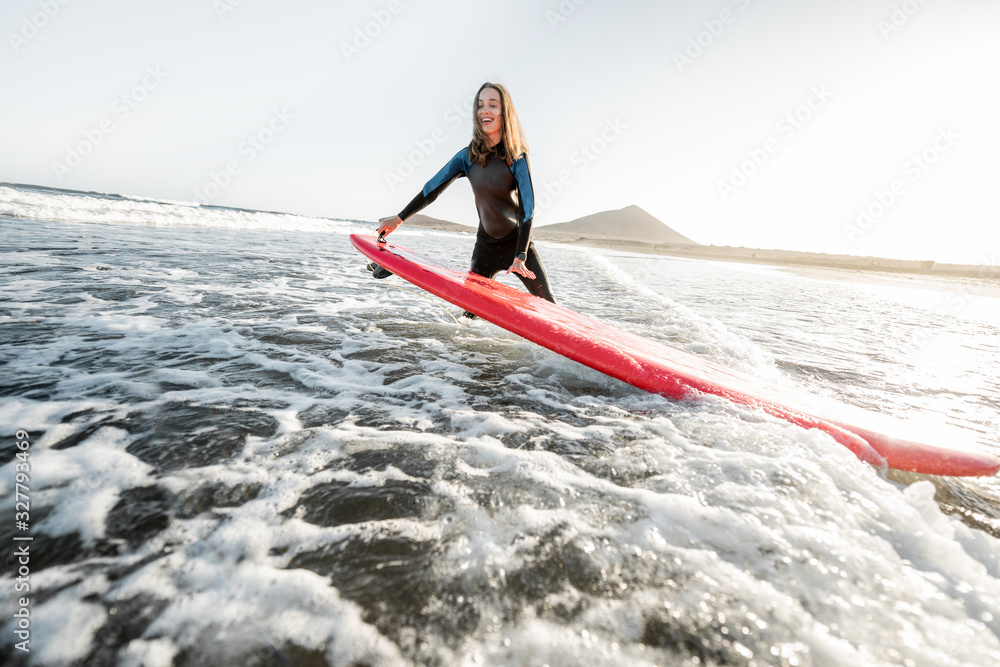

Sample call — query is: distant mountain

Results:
[401,205,697,247]
[535,205,697,245]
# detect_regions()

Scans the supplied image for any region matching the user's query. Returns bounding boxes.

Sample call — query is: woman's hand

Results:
[377,215,402,241]
[506,257,536,280]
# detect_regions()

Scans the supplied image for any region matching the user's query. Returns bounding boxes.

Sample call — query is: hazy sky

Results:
[2,0,998,265]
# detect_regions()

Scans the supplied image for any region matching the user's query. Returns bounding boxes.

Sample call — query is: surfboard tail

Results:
[836,424,1000,478]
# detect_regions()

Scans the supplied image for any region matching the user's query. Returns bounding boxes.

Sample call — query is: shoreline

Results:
[556,237,999,282]
[402,218,998,283]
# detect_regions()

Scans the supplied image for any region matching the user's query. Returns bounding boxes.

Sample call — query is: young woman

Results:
[375,82,556,312]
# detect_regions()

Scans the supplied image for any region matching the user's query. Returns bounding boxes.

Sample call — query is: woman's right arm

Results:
[376,215,402,238]
[378,148,470,238]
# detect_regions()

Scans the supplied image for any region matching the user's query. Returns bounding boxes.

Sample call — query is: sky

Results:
[2,0,999,265]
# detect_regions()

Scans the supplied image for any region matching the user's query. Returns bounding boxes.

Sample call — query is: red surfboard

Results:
[351,234,1000,477]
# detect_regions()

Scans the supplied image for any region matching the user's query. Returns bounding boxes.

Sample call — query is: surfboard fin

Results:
[366,261,394,279]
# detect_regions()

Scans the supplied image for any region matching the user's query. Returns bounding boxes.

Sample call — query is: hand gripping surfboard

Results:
[351,234,1000,477]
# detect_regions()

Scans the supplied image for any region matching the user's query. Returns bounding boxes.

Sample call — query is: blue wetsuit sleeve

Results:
[398,149,470,221]
[511,154,536,256]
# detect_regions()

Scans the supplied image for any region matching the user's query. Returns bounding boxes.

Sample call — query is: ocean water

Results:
[1,182,999,667]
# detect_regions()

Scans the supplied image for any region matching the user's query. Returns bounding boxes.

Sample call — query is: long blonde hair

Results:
[468,82,529,167]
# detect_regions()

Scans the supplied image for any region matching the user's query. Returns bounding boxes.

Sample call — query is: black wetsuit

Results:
[398,143,555,303]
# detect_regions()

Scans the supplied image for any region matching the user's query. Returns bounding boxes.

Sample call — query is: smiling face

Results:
[477,87,503,145]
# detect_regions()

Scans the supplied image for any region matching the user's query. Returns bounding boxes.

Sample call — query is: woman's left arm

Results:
[507,155,537,278]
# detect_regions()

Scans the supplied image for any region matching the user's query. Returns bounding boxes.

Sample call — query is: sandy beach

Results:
[400,214,1000,284]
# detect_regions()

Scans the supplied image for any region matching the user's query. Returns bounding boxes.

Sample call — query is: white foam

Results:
[0,398,112,439]
[128,559,409,666]
[0,183,361,234]
[117,638,177,667]
[30,427,154,545]
[20,584,108,665]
